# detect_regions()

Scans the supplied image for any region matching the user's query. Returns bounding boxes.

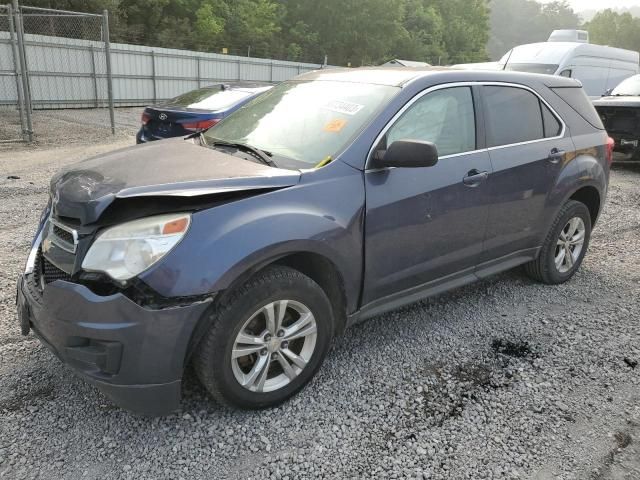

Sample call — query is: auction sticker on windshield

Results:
[322,100,364,116]
[324,119,347,132]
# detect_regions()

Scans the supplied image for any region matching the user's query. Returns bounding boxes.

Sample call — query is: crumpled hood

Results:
[50,138,300,224]
[592,96,640,108]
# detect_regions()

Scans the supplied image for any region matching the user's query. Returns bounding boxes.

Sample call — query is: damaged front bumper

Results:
[16,273,212,416]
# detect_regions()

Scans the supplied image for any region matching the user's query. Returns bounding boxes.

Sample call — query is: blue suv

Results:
[17,68,611,415]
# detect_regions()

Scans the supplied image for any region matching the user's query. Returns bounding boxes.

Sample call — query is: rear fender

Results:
[540,147,607,243]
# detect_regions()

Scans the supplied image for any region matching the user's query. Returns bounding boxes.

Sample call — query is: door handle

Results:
[463,169,489,187]
[548,148,565,164]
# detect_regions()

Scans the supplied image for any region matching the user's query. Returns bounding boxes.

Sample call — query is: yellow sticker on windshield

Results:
[324,119,347,132]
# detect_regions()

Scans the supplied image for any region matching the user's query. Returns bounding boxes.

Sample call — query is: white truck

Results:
[498,30,640,98]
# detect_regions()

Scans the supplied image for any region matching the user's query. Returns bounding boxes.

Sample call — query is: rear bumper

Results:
[136,127,156,144]
[16,274,212,415]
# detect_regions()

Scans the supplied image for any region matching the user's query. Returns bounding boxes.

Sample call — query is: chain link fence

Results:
[0,3,28,143]
[1,2,327,145]
[19,5,115,138]
[0,2,115,144]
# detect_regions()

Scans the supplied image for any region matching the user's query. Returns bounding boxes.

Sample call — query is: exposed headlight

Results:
[82,213,191,281]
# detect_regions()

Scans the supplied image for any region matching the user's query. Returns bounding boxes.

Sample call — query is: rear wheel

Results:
[194,266,334,409]
[524,200,591,284]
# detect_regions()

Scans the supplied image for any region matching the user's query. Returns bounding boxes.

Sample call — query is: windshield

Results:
[611,75,640,96]
[161,86,269,110]
[203,80,399,167]
[504,63,559,75]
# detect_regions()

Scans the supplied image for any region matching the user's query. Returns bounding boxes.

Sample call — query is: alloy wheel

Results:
[554,216,586,273]
[231,300,317,393]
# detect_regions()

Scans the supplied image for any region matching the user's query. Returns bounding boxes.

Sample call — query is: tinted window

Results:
[541,102,562,137]
[386,87,476,156]
[484,86,543,147]
[162,86,269,110]
[551,87,604,130]
[504,63,559,75]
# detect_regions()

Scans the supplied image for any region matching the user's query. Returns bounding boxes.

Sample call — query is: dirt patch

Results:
[492,338,536,358]
[591,430,636,479]
[0,380,56,412]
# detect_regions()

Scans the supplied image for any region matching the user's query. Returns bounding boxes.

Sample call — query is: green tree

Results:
[22,0,494,66]
[194,1,227,48]
[488,0,579,60]
[221,0,282,55]
[585,9,640,52]
[434,0,490,64]
[393,0,446,63]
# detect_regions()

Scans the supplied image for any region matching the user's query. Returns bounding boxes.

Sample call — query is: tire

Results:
[524,200,592,285]
[194,265,334,409]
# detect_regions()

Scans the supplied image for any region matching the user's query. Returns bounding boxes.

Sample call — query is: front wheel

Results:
[524,200,592,284]
[194,266,334,409]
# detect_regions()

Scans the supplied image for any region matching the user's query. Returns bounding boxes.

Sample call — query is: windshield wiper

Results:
[209,140,276,167]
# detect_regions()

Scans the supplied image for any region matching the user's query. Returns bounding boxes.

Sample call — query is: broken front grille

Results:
[52,224,74,246]
[32,247,72,290]
[49,220,77,253]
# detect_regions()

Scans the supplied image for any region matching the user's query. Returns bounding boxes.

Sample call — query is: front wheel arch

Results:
[185,248,349,364]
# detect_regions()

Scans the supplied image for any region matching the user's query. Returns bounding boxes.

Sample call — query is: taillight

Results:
[141,112,151,125]
[605,136,614,166]
[182,118,220,132]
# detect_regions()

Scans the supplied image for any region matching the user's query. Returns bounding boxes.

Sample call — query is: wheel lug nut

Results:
[277,329,285,338]
[264,334,271,341]
[260,348,268,356]
[281,341,289,349]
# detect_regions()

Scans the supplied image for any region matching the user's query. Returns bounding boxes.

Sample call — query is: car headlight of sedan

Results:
[82,213,191,281]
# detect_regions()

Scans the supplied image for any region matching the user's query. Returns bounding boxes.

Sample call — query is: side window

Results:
[484,86,544,147]
[541,102,562,138]
[385,87,476,157]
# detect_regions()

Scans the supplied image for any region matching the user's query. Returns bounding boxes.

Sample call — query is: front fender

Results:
[140,161,365,311]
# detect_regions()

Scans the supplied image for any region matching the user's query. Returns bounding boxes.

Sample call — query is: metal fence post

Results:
[7,2,26,136]
[102,9,115,134]
[13,0,33,142]
[90,45,99,107]
[151,50,156,104]
[196,56,201,88]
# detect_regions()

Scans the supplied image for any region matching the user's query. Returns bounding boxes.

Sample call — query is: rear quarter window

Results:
[551,87,604,130]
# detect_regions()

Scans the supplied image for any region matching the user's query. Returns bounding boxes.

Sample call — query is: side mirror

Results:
[371,140,439,169]
[603,88,613,97]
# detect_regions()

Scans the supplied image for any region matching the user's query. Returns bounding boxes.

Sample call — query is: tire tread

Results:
[194,265,329,408]
[524,200,590,284]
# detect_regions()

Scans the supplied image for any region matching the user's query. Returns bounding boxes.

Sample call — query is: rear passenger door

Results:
[478,84,574,269]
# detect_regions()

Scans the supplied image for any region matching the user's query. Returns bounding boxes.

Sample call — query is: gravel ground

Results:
[0,107,140,148]
[0,140,639,479]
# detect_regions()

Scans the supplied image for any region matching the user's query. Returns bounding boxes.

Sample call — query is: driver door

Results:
[362,85,493,305]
